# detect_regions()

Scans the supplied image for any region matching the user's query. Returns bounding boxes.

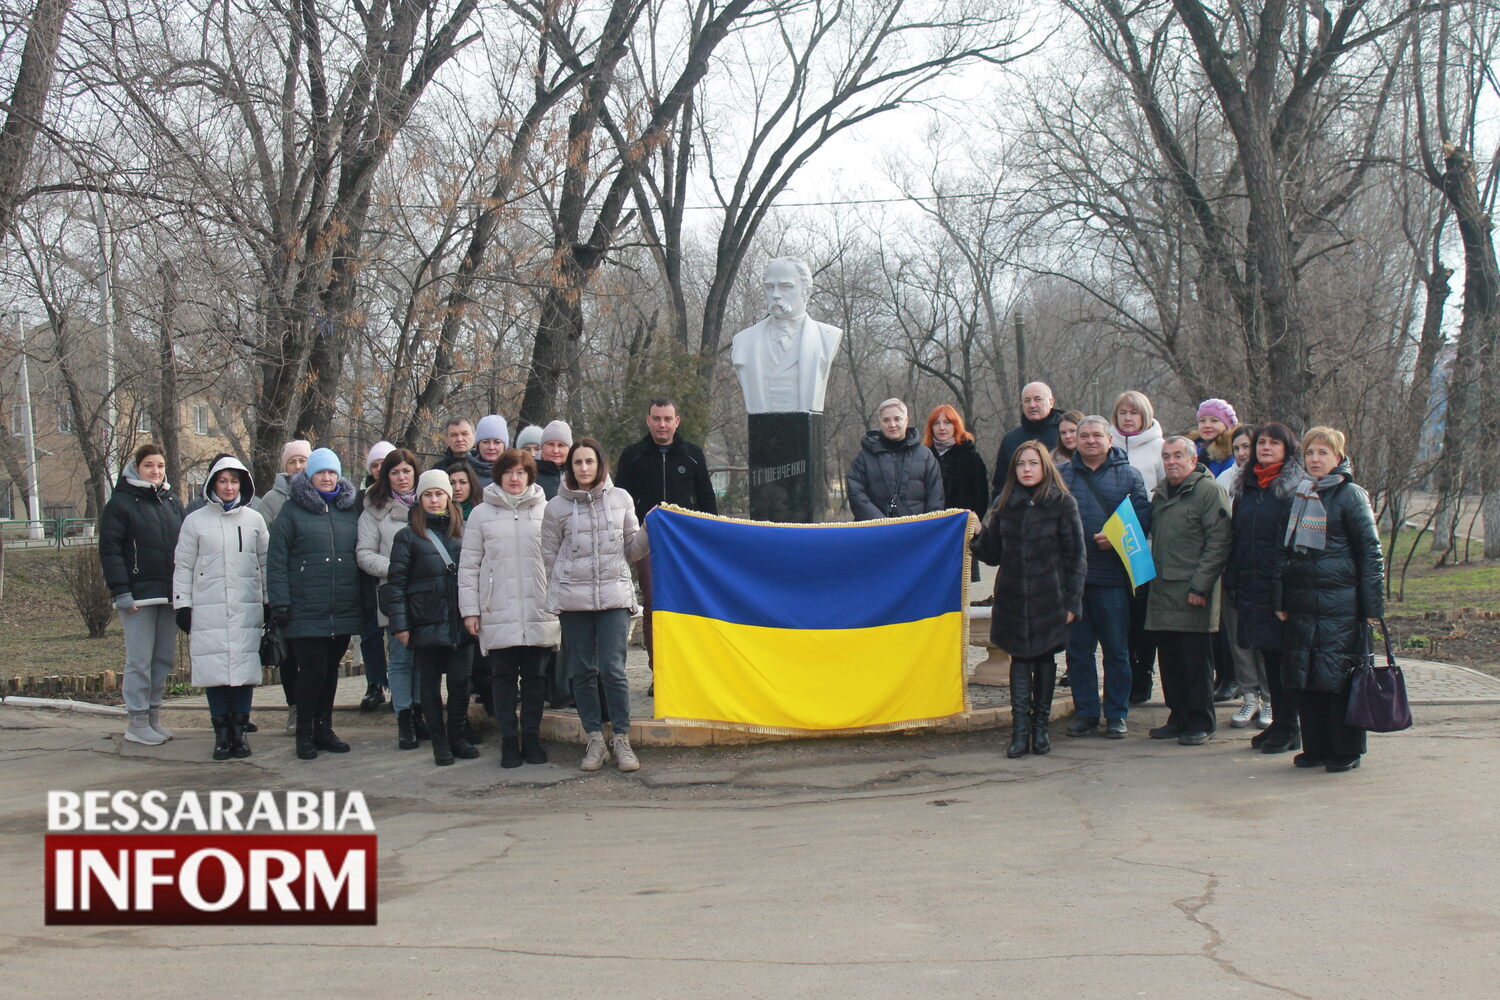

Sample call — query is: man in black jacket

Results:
[614,396,718,671]
[992,381,1065,502]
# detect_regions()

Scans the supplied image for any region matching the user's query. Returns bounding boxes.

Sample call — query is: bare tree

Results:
[0,0,72,240]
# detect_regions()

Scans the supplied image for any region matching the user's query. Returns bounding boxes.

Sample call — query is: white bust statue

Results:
[731,257,843,414]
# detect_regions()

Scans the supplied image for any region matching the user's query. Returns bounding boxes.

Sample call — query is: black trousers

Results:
[470,645,494,714]
[290,636,351,728]
[416,646,471,743]
[1296,683,1367,758]
[1263,650,1297,736]
[489,646,550,739]
[1154,630,1215,734]
[279,645,299,706]
[1128,588,1158,698]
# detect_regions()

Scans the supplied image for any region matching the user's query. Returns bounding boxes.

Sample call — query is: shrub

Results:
[65,547,114,638]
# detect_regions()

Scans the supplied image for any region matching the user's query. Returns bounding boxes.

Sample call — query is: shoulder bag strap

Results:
[423,530,455,571]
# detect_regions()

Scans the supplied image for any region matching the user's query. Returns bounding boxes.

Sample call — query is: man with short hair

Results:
[1145,436,1232,745]
[615,396,717,670]
[437,416,486,486]
[992,382,1065,501]
[1059,415,1151,738]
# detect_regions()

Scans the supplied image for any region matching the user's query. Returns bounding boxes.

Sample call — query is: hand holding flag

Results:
[1100,496,1156,593]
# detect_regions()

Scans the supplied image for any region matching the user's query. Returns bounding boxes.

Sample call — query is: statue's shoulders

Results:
[807,316,842,343]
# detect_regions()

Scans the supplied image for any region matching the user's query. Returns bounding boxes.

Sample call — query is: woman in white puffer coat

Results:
[540,437,649,773]
[459,449,560,769]
[173,456,269,761]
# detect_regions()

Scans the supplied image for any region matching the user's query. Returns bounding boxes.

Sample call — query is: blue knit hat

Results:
[306,448,342,478]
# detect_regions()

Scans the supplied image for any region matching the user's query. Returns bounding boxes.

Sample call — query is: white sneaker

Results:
[612,735,640,772]
[1230,693,1259,728]
[580,732,609,771]
[1256,699,1273,730]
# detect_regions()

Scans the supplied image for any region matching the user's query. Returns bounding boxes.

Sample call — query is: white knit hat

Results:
[516,424,544,450]
[415,469,452,500]
[541,419,573,446]
[475,414,509,446]
[365,440,396,470]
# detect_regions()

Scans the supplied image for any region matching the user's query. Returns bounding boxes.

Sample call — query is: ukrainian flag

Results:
[649,506,972,733]
[1100,495,1156,593]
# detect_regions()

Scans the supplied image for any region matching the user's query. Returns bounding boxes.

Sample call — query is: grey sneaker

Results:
[285,705,298,734]
[580,732,609,771]
[1230,693,1259,728]
[612,735,640,772]
[124,711,166,746]
[147,707,174,740]
[1256,699,1273,730]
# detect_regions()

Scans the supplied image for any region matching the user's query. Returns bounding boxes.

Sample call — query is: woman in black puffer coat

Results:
[99,442,185,747]
[1277,428,1384,773]
[925,405,989,582]
[382,470,477,767]
[1225,422,1303,754]
[970,441,1087,759]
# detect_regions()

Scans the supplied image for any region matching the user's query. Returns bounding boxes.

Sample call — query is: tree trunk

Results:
[0,0,72,241]
[156,262,182,490]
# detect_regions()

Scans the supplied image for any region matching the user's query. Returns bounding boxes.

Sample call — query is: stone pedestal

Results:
[748,412,825,523]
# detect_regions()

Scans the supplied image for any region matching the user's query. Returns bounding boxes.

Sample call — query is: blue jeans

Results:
[1065,584,1133,721]
[385,629,417,712]
[561,609,632,736]
[360,607,388,688]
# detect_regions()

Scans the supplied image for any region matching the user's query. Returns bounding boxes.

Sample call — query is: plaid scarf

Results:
[1284,473,1344,552]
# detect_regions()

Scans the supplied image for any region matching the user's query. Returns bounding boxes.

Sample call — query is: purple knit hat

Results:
[1197,398,1237,429]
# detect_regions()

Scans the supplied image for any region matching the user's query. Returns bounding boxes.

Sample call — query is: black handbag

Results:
[260,624,289,667]
[1345,617,1412,733]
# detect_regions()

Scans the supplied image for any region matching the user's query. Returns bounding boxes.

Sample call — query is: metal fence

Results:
[0,517,99,550]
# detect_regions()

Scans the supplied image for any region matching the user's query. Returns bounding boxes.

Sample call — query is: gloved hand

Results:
[269,606,291,629]
[175,607,192,634]
[113,594,137,613]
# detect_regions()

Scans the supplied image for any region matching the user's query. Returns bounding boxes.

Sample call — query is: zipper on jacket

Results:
[237,525,244,552]
[132,539,139,575]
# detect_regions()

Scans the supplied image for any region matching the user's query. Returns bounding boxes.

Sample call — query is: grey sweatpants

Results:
[120,604,177,712]
[1222,601,1268,695]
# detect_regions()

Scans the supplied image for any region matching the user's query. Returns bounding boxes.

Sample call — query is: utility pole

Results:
[15,311,43,539]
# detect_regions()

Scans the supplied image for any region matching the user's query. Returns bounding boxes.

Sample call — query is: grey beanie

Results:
[541,420,573,446]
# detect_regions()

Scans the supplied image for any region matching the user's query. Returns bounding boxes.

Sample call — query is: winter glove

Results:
[269,606,292,629]
[175,608,192,634]
[113,594,137,613]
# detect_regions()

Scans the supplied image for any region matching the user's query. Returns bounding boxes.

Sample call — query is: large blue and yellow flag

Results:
[648,507,971,733]
[1100,495,1156,593]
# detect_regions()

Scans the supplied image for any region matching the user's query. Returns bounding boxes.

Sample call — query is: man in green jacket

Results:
[1145,436,1232,745]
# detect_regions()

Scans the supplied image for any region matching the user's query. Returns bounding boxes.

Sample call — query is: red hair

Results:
[923,405,975,448]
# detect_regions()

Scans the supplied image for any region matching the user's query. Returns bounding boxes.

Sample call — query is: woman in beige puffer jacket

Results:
[459,450,559,767]
[540,438,648,772]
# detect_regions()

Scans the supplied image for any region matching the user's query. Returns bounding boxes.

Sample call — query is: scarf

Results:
[496,488,525,510]
[1253,461,1283,489]
[1284,473,1344,552]
[316,485,342,503]
[393,489,416,508]
[218,496,241,512]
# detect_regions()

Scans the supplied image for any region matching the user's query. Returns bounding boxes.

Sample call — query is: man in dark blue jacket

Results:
[1058,415,1151,738]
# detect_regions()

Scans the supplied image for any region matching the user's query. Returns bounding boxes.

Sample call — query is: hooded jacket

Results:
[1144,465,1231,633]
[614,431,718,524]
[99,460,185,604]
[846,427,945,521]
[991,407,1064,498]
[382,514,470,649]
[356,495,411,627]
[970,485,1087,657]
[266,471,362,639]
[458,481,560,651]
[172,456,269,687]
[1111,419,1167,493]
[1278,459,1386,693]
[1225,459,1302,650]
[1058,447,1151,588]
[540,477,648,613]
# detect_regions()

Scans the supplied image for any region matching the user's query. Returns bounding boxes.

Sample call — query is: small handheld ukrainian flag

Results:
[1100,495,1156,593]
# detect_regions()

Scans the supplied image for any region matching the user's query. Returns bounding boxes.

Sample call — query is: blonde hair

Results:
[1112,390,1155,430]
[876,398,908,419]
[1301,426,1347,460]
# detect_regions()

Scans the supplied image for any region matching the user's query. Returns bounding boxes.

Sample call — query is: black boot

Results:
[359,683,385,712]
[397,708,418,750]
[242,717,259,733]
[1031,658,1056,756]
[429,714,454,766]
[211,715,233,761]
[313,715,350,753]
[295,708,317,761]
[229,712,252,759]
[411,704,431,741]
[521,732,548,765]
[463,717,483,745]
[500,737,523,768]
[1007,660,1033,758]
[449,700,479,759]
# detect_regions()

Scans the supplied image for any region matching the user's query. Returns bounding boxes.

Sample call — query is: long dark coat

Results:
[969,486,1087,658]
[936,439,990,521]
[1225,460,1302,650]
[1279,460,1385,693]
[266,472,362,639]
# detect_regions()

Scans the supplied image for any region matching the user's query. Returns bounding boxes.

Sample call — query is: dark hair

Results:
[132,442,165,466]
[995,440,1069,510]
[409,497,463,541]
[366,448,422,506]
[564,437,609,490]
[1253,422,1299,465]
[444,417,472,432]
[492,448,536,486]
[647,396,678,415]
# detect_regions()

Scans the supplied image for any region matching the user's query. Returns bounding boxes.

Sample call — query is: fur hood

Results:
[289,469,357,512]
[1231,458,1304,503]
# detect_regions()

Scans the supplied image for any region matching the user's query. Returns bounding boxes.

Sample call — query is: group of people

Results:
[962,382,1385,773]
[98,397,719,772]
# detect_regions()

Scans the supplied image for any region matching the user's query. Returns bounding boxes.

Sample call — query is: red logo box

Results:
[45,833,377,925]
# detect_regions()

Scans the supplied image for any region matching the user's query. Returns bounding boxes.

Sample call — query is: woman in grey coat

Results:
[846,398,945,520]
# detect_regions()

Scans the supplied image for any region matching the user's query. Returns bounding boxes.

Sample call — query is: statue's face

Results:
[762,261,807,320]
